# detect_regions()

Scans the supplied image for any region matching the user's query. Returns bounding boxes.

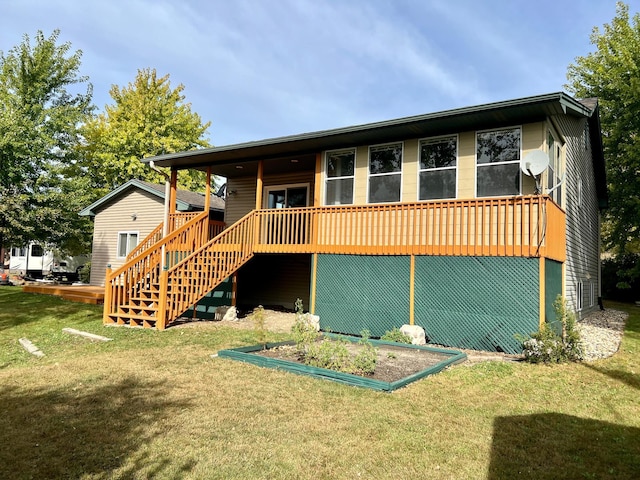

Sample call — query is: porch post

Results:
[169,169,178,215]
[409,255,415,325]
[314,152,322,206]
[205,166,212,211]
[539,257,546,328]
[255,160,264,210]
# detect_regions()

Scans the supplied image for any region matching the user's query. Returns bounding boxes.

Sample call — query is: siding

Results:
[90,190,165,286]
[554,114,601,318]
[225,171,315,225]
[236,254,311,310]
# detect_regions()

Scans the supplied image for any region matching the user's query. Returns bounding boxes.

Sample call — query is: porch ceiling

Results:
[142,92,595,176]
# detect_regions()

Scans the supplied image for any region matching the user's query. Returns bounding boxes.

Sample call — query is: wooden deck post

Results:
[169,170,178,215]
[409,255,415,325]
[103,265,113,324]
[156,267,169,330]
[539,257,546,328]
[255,160,264,210]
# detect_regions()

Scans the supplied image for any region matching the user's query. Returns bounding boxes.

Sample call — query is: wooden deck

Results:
[22,284,105,305]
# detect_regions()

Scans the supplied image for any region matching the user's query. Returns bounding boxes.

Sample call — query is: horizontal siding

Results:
[555,114,601,318]
[90,190,164,286]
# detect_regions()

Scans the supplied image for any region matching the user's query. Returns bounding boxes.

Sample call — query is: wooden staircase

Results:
[103,211,252,329]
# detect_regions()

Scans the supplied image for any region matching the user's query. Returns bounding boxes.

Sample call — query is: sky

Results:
[1,0,635,147]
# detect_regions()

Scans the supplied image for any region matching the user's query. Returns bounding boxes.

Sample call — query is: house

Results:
[79,179,225,286]
[102,92,606,354]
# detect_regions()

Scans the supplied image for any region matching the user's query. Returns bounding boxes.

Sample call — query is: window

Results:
[117,232,139,258]
[589,282,595,308]
[547,132,563,205]
[30,244,44,257]
[325,149,355,205]
[476,128,521,197]
[264,184,309,209]
[368,143,402,203]
[419,136,457,200]
[576,281,584,311]
[11,247,26,257]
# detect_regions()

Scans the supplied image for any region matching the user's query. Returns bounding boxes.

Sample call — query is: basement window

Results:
[117,232,139,258]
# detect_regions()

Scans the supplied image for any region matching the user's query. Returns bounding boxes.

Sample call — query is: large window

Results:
[368,143,402,203]
[476,128,521,197]
[419,136,457,200]
[117,232,139,258]
[325,149,355,205]
[547,131,563,205]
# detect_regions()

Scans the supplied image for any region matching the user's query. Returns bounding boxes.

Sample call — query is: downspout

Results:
[149,160,171,270]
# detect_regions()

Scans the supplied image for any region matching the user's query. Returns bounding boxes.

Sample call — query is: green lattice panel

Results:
[183,277,233,319]
[545,259,563,334]
[315,255,410,337]
[414,257,539,354]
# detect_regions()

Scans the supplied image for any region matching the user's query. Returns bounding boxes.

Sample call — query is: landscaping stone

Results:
[62,328,112,342]
[400,324,426,345]
[222,306,238,322]
[305,313,320,331]
[19,338,45,358]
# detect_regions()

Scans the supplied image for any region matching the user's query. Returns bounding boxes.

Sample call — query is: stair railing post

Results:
[103,265,113,324]
[156,266,169,330]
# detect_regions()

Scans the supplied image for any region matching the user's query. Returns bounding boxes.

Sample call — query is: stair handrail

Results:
[126,222,164,261]
[159,209,259,325]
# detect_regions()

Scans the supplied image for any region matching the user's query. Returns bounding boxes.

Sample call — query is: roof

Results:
[140,91,607,208]
[79,179,225,217]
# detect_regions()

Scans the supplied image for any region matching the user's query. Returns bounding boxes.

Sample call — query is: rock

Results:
[222,306,238,322]
[305,313,320,331]
[400,324,426,345]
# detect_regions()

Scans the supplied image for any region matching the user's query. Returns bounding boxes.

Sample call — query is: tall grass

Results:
[1,286,638,479]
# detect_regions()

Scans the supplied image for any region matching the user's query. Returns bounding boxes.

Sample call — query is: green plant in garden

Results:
[520,295,583,363]
[290,298,319,356]
[352,330,378,375]
[305,338,351,372]
[381,327,412,344]
[251,305,268,350]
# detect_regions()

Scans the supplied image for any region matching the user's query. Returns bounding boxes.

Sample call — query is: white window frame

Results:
[475,126,522,197]
[589,281,595,308]
[263,183,310,209]
[324,148,355,205]
[577,281,584,312]
[547,129,564,206]
[367,142,403,204]
[117,231,139,258]
[418,135,458,201]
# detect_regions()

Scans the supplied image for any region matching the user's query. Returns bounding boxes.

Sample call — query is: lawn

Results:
[0,286,638,479]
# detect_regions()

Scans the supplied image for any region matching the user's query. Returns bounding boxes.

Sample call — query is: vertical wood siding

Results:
[90,190,165,286]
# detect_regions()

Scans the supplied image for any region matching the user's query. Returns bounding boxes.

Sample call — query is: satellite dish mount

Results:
[520,150,549,194]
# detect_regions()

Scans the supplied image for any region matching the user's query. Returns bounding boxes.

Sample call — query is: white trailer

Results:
[9,243,88,282]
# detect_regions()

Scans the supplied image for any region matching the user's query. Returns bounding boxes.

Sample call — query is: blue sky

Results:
[1,0,634,146]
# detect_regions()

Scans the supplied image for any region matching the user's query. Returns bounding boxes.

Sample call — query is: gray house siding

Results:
[555,114,602,318]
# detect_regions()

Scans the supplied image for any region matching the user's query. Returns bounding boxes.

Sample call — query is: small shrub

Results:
[381,327,412,344]
[290,298,319,356]
[351,330,378,375]
[251,305,268,350]
[78,262,91,283]
[305,338,351,372]
[521,296,583,364]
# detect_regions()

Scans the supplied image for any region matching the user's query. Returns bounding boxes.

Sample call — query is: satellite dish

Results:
[520,150,549,177]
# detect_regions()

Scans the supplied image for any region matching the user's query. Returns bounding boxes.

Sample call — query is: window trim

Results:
[417,134,458,201]
[475,126,522,198]
[547,128,564,206]
[324,148,356,206]
[117,231,139,258]
[577,281,584,312]
[367,141,403,204]
[262,183,310,209]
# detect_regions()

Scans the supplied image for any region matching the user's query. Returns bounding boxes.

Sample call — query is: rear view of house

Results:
[102,93,606,354]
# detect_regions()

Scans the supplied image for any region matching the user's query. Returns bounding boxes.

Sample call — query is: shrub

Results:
[251,305,268,350]
[381,327,412,344]
[78,262,91,283]
[521,296,583,364]
[290,298,319,356]
[351,330,378,375]
[305,338,351,372]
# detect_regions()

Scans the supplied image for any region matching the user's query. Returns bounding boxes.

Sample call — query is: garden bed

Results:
[217,335,467,391]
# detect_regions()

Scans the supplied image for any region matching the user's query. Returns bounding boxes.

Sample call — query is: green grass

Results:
[1,285,639,479]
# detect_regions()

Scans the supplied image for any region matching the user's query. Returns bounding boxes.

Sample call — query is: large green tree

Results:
[566,2,640,255]
[0,30,94,255]
[80,68,212,193]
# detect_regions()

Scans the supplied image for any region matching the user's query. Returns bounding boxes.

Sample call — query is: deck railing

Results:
[252,195,565,261]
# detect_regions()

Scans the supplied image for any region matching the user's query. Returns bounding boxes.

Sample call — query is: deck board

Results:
[22,284,105,305]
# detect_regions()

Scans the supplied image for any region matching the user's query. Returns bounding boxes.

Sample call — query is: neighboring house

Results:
[79,179,224,286]
[103,93,606,354]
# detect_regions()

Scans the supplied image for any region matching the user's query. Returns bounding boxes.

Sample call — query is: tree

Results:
[80,68,212,193]
[566,2,640,256]
[0,30,94,255]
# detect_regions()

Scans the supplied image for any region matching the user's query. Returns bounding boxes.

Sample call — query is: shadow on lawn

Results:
[0,376,194,479]
[488,413,640,479]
